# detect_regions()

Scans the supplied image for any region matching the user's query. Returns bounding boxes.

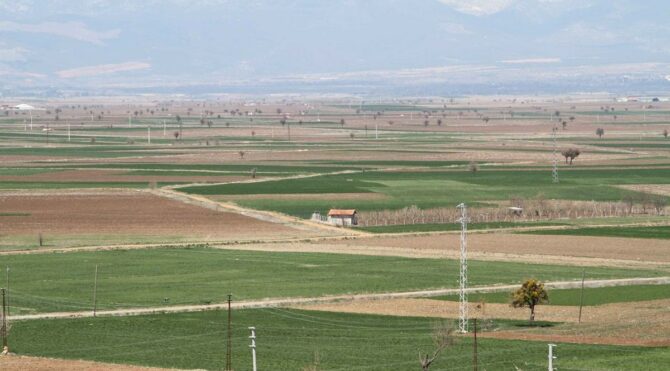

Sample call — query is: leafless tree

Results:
[419,323,457,371]
[238,151,246,159]
[596,128,605,139]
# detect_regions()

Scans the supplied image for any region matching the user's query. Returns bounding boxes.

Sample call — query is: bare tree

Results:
[468,161,479,174]
[419,323,457,371]
[663,129,668,139]
[596,127,605,139]
[238,151,246,159]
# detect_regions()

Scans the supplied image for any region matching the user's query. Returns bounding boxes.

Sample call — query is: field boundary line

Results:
[10,277,670,321]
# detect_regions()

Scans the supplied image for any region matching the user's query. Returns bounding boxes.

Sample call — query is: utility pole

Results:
[226,294,232,371]
[548,344,557,371]
[163,120,166,136]
[249,327,257,371]
[4,268,8,317]
[578,269,586,323]
[473,318,478,371]
[128,112,132,128]
[92,264,98,317]
[67,121,71,142]
[375,122,378,140]
[147,126,151,144]
[457,203,469,333]
[1,288,7,353]
[552,126,559,184]
[287,123,291,142]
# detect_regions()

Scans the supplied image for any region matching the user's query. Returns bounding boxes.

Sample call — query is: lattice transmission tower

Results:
[457,203,469,333]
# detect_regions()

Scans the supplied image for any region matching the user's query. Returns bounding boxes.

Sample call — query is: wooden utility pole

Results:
[226,294,232,370]
[5,268,8,317]
[578,269,586,323]
[1,288,7,352]
[473,318,478,371]
[93,264,98,317]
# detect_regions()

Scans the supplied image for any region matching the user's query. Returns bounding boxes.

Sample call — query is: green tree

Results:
[511,279,548,323]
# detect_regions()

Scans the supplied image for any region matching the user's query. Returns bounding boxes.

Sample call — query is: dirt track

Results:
[10,277,668,321]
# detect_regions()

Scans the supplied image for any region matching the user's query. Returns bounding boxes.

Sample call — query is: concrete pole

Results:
[548,344,556,371]
[249,327,257,371]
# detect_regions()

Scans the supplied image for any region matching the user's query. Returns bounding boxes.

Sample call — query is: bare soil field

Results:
[618,184,670,197]
[0,169,251,184]
[0,191,305,239]
[294,298,670,346]
[0,355,182,371]
[323,233,670,263]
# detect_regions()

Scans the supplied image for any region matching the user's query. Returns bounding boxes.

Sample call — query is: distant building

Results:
[327,209,358,226]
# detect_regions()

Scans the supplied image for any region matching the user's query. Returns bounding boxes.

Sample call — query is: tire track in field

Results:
[10,277,670,321]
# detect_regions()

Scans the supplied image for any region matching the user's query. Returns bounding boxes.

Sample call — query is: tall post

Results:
[67,122,71,142]
[249,327,257,371]
[163,120,166,136]
[552,126,559,184]
[1,288,7,353]
[148,126,151,144]
[548,344,557,371]
[4,268,8,317]
[29,110,33,130]
[578,269,586,323]
[375,122,378,140]
[457,203,469,333]
[128,113,132,128]
[226,294,232,371]
[287,123,291,142]
[473,318,478,371]
[93,264,98,317]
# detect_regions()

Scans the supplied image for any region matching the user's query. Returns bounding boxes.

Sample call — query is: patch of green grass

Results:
[435,284,670,306]
[3,247,662,314]
[520,225,670,239]
[10,309,670,370]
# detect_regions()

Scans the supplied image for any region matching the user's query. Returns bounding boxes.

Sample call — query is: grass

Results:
[2,247,663,314]
[435,284,670,306]
[520,225,670,239]
[10,309,670,370]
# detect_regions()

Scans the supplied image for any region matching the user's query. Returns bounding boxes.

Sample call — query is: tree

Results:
[418,323,456,371]
[511,279,548,323]
[340,119,345,127]
[596,127,605,139]
[238,151,246,159]
[663,129,668,139]
[561,148,580,164]
[173,131,180,141]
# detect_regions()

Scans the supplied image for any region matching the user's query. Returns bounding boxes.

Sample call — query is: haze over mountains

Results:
[1,0,669,96]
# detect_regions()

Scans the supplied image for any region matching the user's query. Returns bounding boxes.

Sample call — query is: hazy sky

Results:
[1,0,669,91]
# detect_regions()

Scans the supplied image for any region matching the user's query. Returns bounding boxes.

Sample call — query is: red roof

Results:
[328,209,357,217]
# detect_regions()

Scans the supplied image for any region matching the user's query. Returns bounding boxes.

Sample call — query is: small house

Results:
[327,209,358,226]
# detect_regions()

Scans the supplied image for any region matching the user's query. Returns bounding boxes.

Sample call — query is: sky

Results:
[1,0,669,94]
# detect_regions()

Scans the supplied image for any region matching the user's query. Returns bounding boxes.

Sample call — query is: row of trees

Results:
[357,196,667,227]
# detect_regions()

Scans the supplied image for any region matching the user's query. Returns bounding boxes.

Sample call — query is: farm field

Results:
[4,247,663,315]
[7,309,670,371]
[1,97,669,370]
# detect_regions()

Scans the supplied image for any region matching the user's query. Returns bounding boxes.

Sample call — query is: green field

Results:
[9,309,670,370]
[435,284,670,306]
[3,247,664,314]
[521,225,670,239]
[181,168,670,217]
